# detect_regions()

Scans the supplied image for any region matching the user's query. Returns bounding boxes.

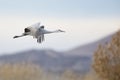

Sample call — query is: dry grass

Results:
[0,63,84,80]
[60,70,83,80]
[84,71,100,80]
[93,30,120,80]
[0,63,43,80]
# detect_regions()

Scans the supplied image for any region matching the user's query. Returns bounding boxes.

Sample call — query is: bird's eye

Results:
[25,28,30,32]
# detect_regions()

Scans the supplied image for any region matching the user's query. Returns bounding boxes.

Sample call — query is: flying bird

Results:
[13,22,65,43]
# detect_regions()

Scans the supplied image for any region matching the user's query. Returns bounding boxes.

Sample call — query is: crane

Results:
[13,22,65,43]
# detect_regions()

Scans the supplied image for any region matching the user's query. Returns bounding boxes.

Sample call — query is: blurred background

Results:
[0,0,119,54]
[0,0,120,80]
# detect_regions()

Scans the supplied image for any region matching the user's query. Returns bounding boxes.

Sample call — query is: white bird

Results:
[13,22,65,43]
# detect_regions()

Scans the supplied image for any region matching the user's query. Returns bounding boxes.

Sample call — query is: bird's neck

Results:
[44,30,60,34]
[52,30,60,33]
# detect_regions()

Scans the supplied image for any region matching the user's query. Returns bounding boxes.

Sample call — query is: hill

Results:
[0,33,113,73]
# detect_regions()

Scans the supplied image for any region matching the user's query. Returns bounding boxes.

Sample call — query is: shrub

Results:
[93,30,120,80]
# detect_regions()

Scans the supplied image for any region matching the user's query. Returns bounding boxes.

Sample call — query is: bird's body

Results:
[13,22,65,43]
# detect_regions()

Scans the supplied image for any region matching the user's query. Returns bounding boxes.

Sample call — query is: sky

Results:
[0,0,120,54]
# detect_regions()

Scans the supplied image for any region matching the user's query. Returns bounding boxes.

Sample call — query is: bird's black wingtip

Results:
[13,36,18,39]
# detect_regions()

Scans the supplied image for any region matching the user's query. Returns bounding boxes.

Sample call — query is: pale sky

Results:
[0,0,120,54]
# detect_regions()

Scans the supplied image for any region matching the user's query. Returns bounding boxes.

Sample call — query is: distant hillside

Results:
[0,33,113,73]
[0,49,91,73]
[65,34,112,56]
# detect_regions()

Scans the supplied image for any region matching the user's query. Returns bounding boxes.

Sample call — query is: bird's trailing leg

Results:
[37,35,45,43]
[37,36,41,43]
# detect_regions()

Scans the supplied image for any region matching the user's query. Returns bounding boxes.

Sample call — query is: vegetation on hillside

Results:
[93,30,120,80]
[0,63,43,80]
[1,30,120,80]
[0,63,83,80]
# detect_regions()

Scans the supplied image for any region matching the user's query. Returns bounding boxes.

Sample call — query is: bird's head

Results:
[40,25,44,29]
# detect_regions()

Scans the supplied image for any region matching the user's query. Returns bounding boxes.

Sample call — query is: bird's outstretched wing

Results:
[37,34,45,43]
[30,22,41,29]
